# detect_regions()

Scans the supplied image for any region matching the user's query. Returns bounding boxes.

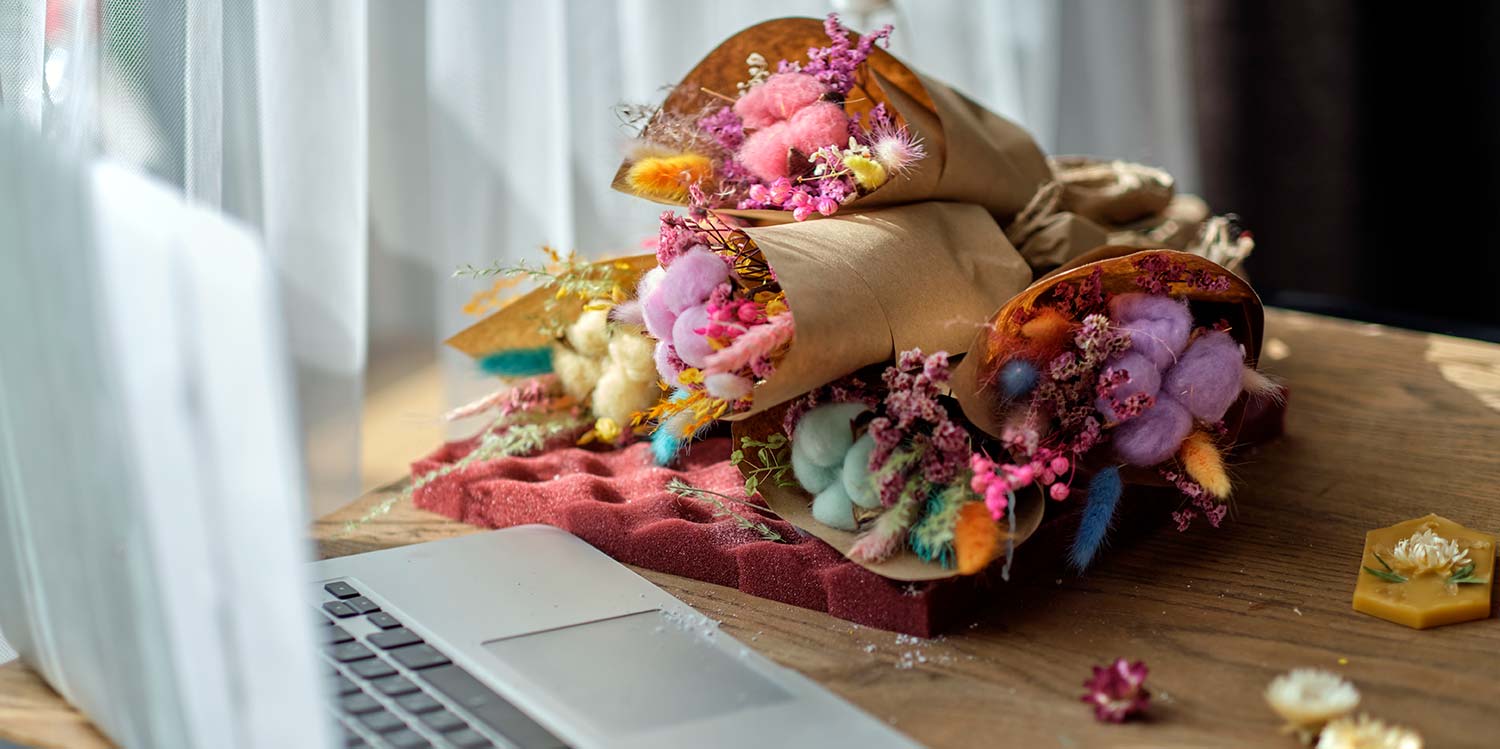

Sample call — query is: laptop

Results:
[0,116,917,748]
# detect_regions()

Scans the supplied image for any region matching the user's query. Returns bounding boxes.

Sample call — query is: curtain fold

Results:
[3,0,1201,514]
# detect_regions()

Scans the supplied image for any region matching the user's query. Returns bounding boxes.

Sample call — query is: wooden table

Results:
[5,309,1500,748]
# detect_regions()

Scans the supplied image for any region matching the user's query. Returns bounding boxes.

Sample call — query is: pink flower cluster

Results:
[745,175,848,221]
[866,350,971,506]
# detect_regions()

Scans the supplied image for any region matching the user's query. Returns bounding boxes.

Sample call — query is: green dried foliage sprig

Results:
[341,410,587,536]
[730,433,797,498]
[666,478,786,543]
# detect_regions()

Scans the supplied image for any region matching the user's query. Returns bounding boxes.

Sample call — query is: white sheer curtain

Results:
[1,0,1196,667]
[415,0,1201,416]
[1,0,1198,519]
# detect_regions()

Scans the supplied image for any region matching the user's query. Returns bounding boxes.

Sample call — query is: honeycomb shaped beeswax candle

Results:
[1352,514,1494,629]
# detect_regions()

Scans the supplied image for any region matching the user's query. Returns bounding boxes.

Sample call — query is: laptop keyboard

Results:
[317,580,568,749]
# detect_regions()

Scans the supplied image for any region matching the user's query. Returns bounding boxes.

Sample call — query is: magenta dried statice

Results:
[1134,254,1233,295]
[1165,467,1227,532]
[1082,658,1151,723]
[866,349,971,506]
[656,211,700,266]
[1052,267,1106,317]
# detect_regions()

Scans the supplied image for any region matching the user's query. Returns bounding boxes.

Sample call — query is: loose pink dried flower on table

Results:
[1082,658,1151,723]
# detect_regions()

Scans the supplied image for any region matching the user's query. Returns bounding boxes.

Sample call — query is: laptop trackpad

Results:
[483,610,792,734]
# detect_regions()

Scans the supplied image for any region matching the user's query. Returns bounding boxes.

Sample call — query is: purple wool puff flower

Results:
[1082,658,1150,723]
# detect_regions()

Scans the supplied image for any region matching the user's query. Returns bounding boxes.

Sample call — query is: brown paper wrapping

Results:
[731,404,1046,581]
[729,201,1032,420]
[949,248,1264,457]
[612,17,1052,226]
[446,254,659,357]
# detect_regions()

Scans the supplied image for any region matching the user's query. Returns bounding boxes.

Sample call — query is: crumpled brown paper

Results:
[612,17,1053,227]
[728,201,1033,420]
[446,254,658,357]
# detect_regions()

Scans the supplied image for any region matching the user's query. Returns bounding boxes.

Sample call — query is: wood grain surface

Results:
[4,309,1499,748]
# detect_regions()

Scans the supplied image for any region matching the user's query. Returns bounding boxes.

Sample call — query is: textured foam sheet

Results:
[412,392,1287,636]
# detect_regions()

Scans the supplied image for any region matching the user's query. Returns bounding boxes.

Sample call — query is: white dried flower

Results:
[1316,714,1423,749]
[1387,528,1470,576]
[1265,669,1361,733]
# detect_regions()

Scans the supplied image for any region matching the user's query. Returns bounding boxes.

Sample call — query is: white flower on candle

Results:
[1316,714,1423,749]
[1265,669,1361,736]
[1388,528,1470,576]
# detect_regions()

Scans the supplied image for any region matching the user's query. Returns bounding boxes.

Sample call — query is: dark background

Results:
[1189,1,1500,341]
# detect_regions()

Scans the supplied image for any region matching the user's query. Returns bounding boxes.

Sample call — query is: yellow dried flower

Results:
[593,417,621,442]
[677,368,704,385]
[842,153,888,191]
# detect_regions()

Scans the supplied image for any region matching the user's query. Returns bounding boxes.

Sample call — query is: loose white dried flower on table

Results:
[1316,714,1423,749]
[1265,669,1361,742]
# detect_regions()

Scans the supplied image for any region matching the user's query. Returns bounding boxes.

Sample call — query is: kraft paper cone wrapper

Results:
[613,17,1052,225]
[446,254,659,357]
[949,249,1264,476]
[727,201,1033,421]
[732,404,1047,581]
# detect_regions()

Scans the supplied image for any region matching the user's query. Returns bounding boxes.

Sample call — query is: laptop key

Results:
[418,710,466,733]
[340,693,383,715]
[385,729,431,749]
[349,658,397,680]
[359,710,407,734]
[329,673,360,696]
[366,612,403,630]
[326,642,375,663]
[345,596,381,615]
[324,581,361,599]
[421,664,564,748]
[396,692,442,714]
[322,626,355,645]
[371,675,420,696]
[368,628,422,650]
[445,728,491,749]
[323,601,358,618]
[389,644,450,670]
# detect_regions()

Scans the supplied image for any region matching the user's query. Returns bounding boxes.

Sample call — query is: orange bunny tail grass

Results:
[1015,307,1073,364]
[625,153,713,202]
[954,502,1003,575]
[1179,431,1230,499]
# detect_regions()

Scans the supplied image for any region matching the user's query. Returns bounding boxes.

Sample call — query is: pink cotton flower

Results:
[1082,658,1150,723]
[733,72,827,129]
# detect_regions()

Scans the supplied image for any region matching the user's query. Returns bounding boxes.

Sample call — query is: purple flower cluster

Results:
[698,106,745,151]
[1052,267,1106,316]
[1134,254,1233,295]
[783,15,892,97]
[972,312,1131,513]
[1163,469,1227,531]
[866,350,971,506]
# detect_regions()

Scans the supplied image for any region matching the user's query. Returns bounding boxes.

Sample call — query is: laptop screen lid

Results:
[0,116,330,748]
